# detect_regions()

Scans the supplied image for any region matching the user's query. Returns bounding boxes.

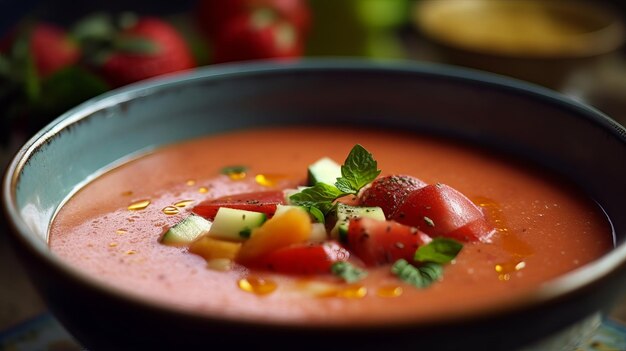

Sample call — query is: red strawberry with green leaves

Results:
[0,21,107,136]
[1,22,80,79]
[76,15,195,88]
[212,10,303,64]
[29,23,81,78]
[195,0,311,41]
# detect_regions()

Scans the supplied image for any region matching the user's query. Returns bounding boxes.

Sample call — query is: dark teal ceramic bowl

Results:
[3,60,626,351]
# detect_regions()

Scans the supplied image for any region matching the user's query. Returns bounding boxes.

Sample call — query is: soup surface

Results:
[49,127,612,325]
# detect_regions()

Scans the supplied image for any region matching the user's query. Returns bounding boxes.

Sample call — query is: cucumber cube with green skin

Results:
[161,214,212,246]
[208,207,267,242]
[307,157,342,186]
[310,222,329,242]
[274,204,307,217]
[330,203,385,241]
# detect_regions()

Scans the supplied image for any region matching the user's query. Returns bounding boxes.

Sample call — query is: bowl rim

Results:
[3,58,626,331]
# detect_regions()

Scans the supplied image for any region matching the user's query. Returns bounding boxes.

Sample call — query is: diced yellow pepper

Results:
[189,236,242,261]
[236,208,311,264]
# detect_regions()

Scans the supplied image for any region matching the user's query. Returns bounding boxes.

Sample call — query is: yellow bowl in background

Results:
[414,0,625,89]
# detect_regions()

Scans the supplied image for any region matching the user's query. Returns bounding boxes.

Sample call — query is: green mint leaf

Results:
[289,183,346,214]
[391,259,443,289]
[220,165,248,175]
[335,144,381,194]
[307,206,325,223]
[414,238,463,264]
[331,261,368,283]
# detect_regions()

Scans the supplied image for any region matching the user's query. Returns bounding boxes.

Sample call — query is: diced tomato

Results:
[251,241,350,275]
[192,190,285,220]
[346,217,431,266]
[236,207,311,264]
[358,174,427,218]
[391,183,494,242]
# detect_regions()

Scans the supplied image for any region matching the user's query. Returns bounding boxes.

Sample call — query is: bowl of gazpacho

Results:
[3,60,626,351]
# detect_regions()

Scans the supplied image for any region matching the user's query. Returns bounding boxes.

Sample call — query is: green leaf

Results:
[34,67,109,113]
[391,259,443,289]
[331,261,368,283]
[220,165,248,175]
[335,144,380,194]
[414,238,463,264]
[72,13,116,42]
[289,183,346,214]
[307,206,326,223]
[114,37,159,55]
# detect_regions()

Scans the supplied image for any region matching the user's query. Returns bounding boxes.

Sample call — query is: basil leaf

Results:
[335,144,381,194]
[414,238,463,264]
[289,183,346,214]
[331,261,368,283]
[391,259,443,289]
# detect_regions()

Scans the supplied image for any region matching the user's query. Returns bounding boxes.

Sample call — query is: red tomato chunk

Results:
[251,241,350,275]
[193,190,286,220]
[359,174,427,218]
[392,183,495,242]
[347,217,432,266]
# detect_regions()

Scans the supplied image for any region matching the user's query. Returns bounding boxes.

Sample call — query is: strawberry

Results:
[195,0,311,41]
[89,16,195,88]
[30,23,81,79]
[358,175,427,219]
[212,10,302,64]
[0,22,80,79]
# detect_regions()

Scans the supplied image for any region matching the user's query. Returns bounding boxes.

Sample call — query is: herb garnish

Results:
[392,238,463,288]
[220,165,248,175]
[331,261,368,283]
[335,144,381,194]
[414,237,463,264]
[391,259,443,289]
[289,144,380,215]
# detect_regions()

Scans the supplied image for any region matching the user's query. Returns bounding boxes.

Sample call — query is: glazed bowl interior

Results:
[3,60,626,350]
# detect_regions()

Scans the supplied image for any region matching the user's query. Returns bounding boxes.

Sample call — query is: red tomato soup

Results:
[48,127,613,325]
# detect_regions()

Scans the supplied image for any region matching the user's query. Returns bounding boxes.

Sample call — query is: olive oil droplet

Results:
[116,229,127,235]
[319,285,367,299]
[238,276,277,295]
[198,187,209,194]
[376,286,403,298]
[186,179,196,186]
[128,199,150,211]
[162,206,179,215]
[255,174,285,187]
[173,199,194,208]
[228,172,247,180]
[495,261,526,281]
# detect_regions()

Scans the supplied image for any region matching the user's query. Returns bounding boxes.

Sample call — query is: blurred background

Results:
[1,0,626,348]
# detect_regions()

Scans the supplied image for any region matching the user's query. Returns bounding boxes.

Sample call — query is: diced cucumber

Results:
[330,203,385,241]
[208,207,267,242]
[274,204,307,217]
[310,222,329,242]
[161,214,212,246]
[307,157,341,186]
